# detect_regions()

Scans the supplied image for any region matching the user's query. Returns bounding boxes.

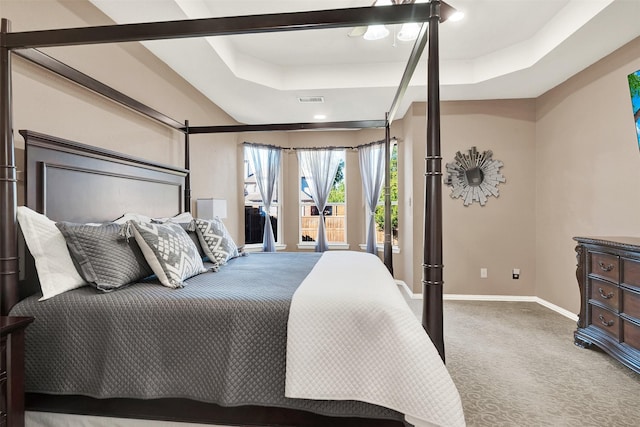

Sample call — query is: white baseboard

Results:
[396,280,419,298]
[534,297,578,322]
[395,281,578,322]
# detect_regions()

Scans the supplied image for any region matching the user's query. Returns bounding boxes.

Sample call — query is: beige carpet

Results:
[402,298,640,427]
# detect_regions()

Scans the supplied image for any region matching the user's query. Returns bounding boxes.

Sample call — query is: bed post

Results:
[422,0,445,361]
[184,120,191,213]
[0,18,18,315]
[383,113,393,274]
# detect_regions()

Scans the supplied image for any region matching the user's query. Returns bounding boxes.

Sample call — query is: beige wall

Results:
[400,105,417,289]
[400,36,640,315]
[401,101,537,296]
[536,36,640,313]
[441,100,537,296]
[3,0,241,239]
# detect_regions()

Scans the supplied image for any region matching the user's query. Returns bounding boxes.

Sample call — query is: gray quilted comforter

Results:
[10,252,401,421]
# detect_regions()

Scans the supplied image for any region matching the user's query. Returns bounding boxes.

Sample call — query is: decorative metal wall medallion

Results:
[444,147,505,206]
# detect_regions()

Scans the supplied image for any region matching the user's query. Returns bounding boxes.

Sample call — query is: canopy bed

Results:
[0,1,459,426]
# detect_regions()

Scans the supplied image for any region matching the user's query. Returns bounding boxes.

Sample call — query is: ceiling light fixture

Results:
[362,0,393,40]
[314,114,327,120]
[449,11,465,22]
[397,22,421,42]
[356,0,463,42]
[363,24,390,41]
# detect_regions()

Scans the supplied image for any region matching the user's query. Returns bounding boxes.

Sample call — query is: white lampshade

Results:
[363,25,389,41]
[397,23,421,42]
[196,198,227,220]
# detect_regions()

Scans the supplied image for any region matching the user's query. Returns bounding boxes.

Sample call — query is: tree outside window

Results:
[374,142,398,246]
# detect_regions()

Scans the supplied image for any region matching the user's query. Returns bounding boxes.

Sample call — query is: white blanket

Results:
[285,251,465,427]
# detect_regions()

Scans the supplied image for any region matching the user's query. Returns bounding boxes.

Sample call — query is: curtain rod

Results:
[244,138,392,152]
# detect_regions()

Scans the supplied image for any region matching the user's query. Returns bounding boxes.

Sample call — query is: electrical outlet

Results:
[512,268,520,279]
[480,268,488,279]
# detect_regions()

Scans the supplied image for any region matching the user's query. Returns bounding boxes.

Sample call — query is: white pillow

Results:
[16,206,86,300]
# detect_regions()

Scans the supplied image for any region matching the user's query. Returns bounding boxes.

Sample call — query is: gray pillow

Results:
[129,220,207,288]
[194,218,239,266]
[56,222,153,292]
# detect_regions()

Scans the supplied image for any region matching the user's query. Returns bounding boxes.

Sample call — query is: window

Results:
[243,147,281,246]
[299,151,346,244]
[374,141,398,246]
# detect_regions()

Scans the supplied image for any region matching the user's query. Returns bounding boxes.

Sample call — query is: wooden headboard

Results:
[10,130,188,312]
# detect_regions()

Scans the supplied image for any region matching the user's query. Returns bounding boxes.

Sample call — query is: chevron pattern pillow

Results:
[130,220,206,288]
[194,218,239,266]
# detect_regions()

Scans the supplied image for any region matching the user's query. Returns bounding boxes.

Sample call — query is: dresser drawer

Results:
[590,305,620,340]
[622,319,640,349]
[622,288,640,320]
[589,278,619,311]
[622,257,640,288]
[590,252,619,283]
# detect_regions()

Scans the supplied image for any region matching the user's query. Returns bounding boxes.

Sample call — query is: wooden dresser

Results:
[1,317,34,427]
[574,237,640,373]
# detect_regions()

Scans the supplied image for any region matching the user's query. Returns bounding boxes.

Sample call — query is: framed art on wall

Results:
[628,69,640,150]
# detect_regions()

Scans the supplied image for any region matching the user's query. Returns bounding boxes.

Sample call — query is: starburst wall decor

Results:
[444,147,505,206]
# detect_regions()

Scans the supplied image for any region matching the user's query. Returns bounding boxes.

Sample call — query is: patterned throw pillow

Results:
[194,218,239,266]
[115,212,205,258]
[56,222,153,292]
[129,220,207,288]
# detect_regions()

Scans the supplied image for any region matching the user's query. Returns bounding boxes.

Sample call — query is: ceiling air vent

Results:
[297,96,324,104]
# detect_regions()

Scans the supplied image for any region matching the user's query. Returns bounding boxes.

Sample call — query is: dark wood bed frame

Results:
[0,2,453,425]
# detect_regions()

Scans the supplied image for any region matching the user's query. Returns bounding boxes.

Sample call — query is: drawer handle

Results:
[598,288,614,299]
[598,261,615,272]
[598,314,614,327]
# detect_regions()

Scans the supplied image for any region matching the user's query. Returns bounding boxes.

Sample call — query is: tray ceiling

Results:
[88,0,640,125]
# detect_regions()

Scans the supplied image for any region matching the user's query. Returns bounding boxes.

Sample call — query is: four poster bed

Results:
[0,2,458,426]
